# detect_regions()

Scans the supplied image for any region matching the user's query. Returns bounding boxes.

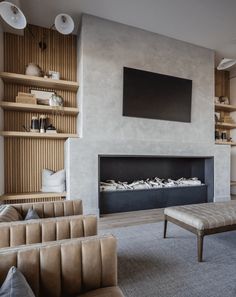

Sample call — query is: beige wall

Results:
[0,24,4,195]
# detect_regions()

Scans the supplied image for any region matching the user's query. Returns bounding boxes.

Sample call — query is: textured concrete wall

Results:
[67,15,230,213]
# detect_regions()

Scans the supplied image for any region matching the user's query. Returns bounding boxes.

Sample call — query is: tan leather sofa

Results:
[0,235,124,297]
[0,214,97,248]
[10,199,83,219]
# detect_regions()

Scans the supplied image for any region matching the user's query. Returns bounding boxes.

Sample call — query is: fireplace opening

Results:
[98,155,214,214]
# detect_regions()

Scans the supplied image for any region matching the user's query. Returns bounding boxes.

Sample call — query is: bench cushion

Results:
[164,201,236,230]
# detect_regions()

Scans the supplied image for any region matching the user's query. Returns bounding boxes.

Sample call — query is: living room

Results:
[0,1,236,297]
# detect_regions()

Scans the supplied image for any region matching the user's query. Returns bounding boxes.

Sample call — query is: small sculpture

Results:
[49,93,64,107]
[25,63,43,77]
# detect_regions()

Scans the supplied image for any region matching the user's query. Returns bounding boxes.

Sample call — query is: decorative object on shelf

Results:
[25,63,43,77]
[30,116,40,133]
[41,169,66,193]
[0,1,27,29]
[215,112,221,123]
[223,115,235,124]
[215,129,220,140]
[30,89,55,105]
[39,115,47,133]
[214,97,220,104]
[48,70,60,80]
[16,92,37,104]
[49,93,64,107]
[46,124,57,134]
[54,14,74,35]
[221,131,227,141]
[219,96,230,105]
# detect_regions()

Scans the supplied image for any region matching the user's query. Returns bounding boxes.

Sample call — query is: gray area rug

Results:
[100,222,236,297]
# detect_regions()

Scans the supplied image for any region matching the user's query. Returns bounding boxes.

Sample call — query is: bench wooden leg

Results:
[163,218,167,238]
[197,234,204,262]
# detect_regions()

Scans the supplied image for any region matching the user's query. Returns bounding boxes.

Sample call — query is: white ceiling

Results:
[16,0,236,60]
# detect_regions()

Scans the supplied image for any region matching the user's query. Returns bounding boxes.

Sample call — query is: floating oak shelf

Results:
[215,141,236,146]
[231,181,236,186]
[0,131,78,139]
[0,192,67,201]
[215,104,236,112]
[215,122,236,129]
[0,72,79,92]
[0,101,79,115]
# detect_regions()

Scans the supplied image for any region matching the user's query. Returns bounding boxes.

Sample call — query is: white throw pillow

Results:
[41,169,66,193]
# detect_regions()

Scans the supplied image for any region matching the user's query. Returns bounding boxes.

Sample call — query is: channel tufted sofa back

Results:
[0,215,97,248]
[9,199,83,219]
[0,235,124,297]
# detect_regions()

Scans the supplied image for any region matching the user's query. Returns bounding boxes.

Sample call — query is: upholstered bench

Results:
[164,201,236,262]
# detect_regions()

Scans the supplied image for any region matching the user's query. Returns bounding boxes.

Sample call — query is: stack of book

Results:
[16,92,37,104]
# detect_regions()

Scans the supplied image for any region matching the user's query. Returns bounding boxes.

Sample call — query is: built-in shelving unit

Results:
[0,101,79,115]
[0,25,78,204]
[0,131,78,139]
[0,72,79,92]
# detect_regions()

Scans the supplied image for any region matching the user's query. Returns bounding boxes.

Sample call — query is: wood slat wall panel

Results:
[3,25,77,195]
[4,138,65,193]
[4,111,76,134]
[4,25,77,80]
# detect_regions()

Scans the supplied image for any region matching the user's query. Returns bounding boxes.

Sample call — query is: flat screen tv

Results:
[123,67,192,122]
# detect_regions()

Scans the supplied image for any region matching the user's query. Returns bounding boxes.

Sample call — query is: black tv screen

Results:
[123,67,192,122]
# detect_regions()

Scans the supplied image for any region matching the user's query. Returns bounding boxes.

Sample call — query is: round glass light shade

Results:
[55,14,74,35]
[0,1,26,29]
[217,58,236,70]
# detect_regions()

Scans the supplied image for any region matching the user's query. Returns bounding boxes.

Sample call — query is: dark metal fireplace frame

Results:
[98,155,214,215]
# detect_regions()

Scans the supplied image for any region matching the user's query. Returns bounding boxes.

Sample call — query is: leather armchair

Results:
[0,235,124,297]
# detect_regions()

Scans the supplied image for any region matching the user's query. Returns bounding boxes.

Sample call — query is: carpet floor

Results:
[100,222,236,297]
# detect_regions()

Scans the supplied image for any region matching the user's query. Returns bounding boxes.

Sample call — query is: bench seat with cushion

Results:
[0,214,97,248]
[164,201,236,262]
[0,235,124,297]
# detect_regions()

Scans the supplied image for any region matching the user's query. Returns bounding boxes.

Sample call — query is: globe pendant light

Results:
[55,14,74,35]
[0,1,27,30]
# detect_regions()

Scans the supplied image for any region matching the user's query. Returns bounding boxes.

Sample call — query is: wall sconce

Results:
[217,58,236,70]
[0,1,75,51]
[0,1,27,29]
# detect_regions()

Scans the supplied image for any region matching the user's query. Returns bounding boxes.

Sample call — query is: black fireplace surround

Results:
[99,155,214,214]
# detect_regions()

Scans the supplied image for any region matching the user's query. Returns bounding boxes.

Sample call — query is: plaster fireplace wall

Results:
[65,14,230,214]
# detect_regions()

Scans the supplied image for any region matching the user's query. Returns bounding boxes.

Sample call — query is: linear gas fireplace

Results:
[98,155,214,214]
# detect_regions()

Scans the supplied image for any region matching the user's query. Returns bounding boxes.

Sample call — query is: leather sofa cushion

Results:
[80,286,124,297]
[24,208,40,220]
[0,266,35,297]
[0,206,22,223]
